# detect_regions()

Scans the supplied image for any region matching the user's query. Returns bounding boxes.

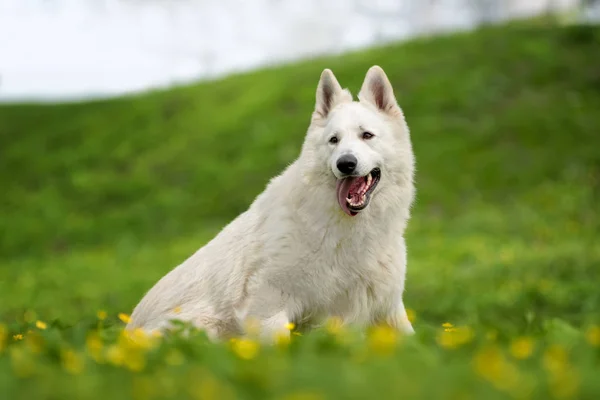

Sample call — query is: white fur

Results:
[127,66,416,342]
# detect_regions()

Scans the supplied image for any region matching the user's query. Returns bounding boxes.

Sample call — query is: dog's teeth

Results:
[367,173,372,187]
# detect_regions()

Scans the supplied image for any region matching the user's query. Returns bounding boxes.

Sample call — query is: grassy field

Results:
[1,20,600,399]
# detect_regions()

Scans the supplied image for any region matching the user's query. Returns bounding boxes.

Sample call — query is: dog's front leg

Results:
[385,298,415,335]
[237,283,293,344]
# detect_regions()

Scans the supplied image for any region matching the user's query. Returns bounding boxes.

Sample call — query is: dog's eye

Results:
[362,132,374,140]
[329,136,339,144]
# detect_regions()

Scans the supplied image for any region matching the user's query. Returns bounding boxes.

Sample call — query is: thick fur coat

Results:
[127,66,416,342]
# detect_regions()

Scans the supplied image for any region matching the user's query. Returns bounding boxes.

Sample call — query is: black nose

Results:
[336,154,357,175]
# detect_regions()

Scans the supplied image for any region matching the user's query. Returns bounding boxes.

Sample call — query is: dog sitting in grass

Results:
[127,66,417,342]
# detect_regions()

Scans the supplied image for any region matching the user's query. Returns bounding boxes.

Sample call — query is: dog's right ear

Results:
[313,69,352,121]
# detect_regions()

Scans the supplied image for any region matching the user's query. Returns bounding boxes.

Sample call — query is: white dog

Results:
[127,66,416,342]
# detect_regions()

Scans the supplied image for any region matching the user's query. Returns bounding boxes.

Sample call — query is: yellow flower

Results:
[543,345,579,400]
[325,316,344,335]
[105,344,125,366]
[35,320,47,330]
[368,324,399,355]
[124,351,146,372]
[231,338,259,360]
[543,344,568,374]
[13,334,24,341]
[585,325,600,347]
[509,337,535,360]
[118,313,131,324]
[86,333,104,363]
[61,349,85,375]
[97,310,107,320]
[437,326,474,349]
[285,322,295,331]
[548,370,580,400]
[122,328,160,350]
[442,322,454,328]
[173,306,182,314]
[473,345,522,397]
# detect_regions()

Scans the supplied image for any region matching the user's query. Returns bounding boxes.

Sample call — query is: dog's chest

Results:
[266,223,402,321]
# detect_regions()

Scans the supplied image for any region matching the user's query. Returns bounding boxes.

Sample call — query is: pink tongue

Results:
[336,177,362,216]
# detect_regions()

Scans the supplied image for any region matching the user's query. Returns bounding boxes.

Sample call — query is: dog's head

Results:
[302,66,415,217]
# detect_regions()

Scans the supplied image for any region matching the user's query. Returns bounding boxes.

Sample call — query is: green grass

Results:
[1,20,600,399]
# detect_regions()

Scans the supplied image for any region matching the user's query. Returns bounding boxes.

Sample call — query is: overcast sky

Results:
[0,0,585,103]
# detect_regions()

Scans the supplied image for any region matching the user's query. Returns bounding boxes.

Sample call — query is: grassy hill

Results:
[1,21,599,399]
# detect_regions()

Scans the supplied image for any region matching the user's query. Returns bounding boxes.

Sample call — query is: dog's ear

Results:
[313,69,352,120]
[358,66,402,117]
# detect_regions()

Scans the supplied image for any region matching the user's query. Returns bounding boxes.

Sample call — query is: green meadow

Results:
[1,20,599,399]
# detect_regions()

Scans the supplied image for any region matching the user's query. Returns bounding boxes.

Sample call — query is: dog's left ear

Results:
[358,66,402,117]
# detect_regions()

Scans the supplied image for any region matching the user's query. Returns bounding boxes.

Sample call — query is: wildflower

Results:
[173,306,182,314]
[285,322,295,331]
[437,326,474,349]
[509,337,535,360]
[325,316,344,335]
[118,313,131,324]
[543,345,579,399]
[105,344,125,366]
[61,349,85,374]
[123,328,159,350]
[97,310,107,320]
[13,334,24,341]
[86,332,104,363]
[231,338,259,360]
[368,324,399,355]
[274,331,292,349]
[35,320,47,330]
[473,345,522,397]
[542,344,568,374]
[124,351,146,372]
[442,322,457,332]
[585,325,600,347]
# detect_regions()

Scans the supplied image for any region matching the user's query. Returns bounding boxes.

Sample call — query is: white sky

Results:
[0,0,584,102]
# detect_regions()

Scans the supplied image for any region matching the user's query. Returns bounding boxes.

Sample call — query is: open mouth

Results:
[336,168,381,217]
